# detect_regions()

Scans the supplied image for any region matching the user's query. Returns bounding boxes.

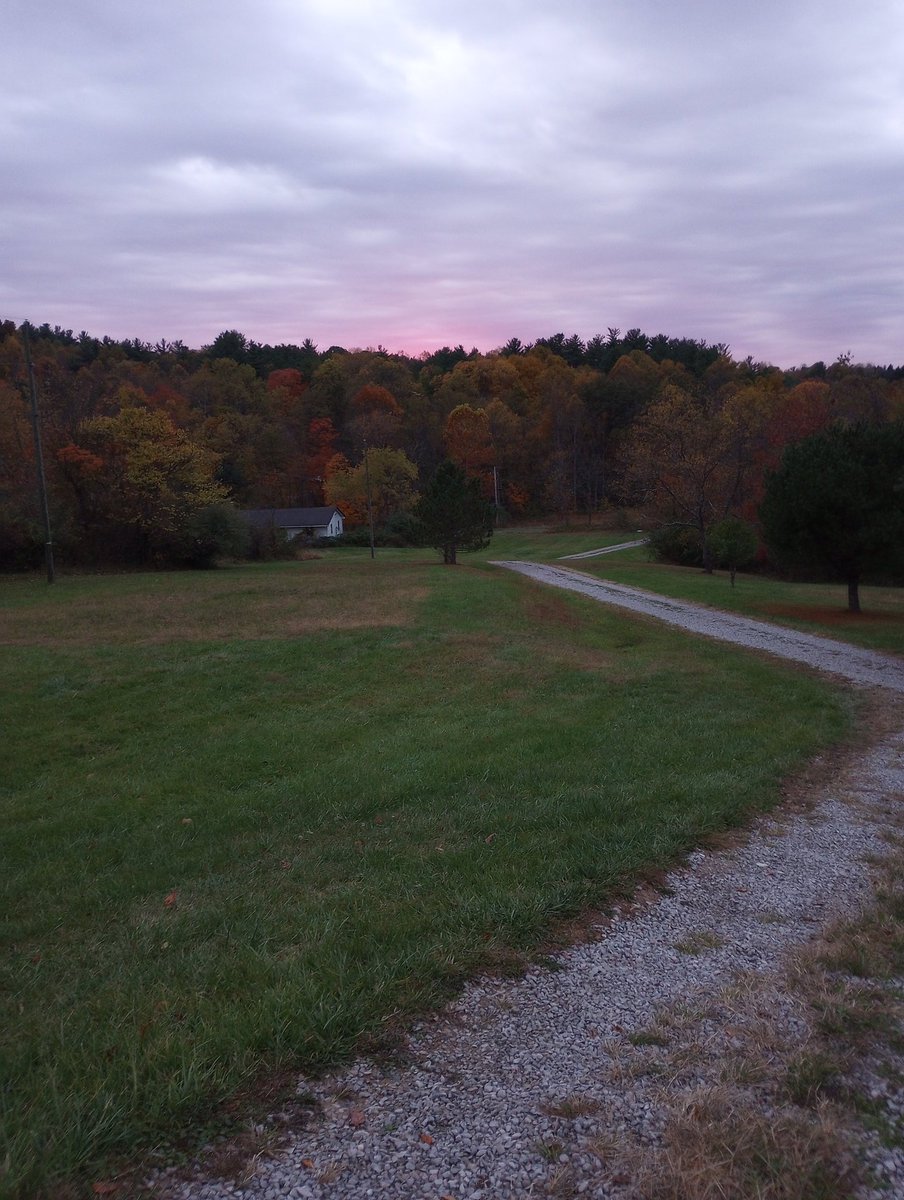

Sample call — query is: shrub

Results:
[174,503,251,567]
[247,521,295,561]
[648,523,703,567]
[319,511,424,549]
[325,527,373,548]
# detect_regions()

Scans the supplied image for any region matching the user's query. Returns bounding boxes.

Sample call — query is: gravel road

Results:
[153,567,904,1200]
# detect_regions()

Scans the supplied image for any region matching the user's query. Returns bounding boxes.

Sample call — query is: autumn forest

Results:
[2,319,903,570]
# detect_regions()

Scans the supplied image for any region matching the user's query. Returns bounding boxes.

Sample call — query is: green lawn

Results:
[1,554,852,1197]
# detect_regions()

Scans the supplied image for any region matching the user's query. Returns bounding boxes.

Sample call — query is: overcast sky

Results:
[4,0,903,365]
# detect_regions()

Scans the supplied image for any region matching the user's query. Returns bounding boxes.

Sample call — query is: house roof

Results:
[242,506,343,528]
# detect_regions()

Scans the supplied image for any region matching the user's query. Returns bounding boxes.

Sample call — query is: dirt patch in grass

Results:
[522,592,584,631]
[759,604,904,626]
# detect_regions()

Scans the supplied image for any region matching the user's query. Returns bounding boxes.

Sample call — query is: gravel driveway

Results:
[154,567,904,1200]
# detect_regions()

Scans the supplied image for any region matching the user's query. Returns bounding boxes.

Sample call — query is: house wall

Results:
[280,513,343,540]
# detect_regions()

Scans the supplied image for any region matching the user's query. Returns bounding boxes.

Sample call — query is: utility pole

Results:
[363,438,376,560]
[23,325,55,583]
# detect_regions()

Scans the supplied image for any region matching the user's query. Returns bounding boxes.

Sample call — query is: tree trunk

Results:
[701,527,713,574]
[847,573,861,613]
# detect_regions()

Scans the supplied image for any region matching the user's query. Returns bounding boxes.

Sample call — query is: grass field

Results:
[471,528,904,656]
[1,550,854,1197]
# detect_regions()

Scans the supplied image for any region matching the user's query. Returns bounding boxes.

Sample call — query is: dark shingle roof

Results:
[242,507,342,528]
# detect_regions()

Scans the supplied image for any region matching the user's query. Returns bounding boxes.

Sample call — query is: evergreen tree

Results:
[414,460,493,564]
[759,422,904,612]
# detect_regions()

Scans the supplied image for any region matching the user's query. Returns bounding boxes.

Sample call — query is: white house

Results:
[242,506,345,540]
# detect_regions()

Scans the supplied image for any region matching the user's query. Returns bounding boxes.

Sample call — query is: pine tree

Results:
[415,461,493,564]
[760,422,904,612]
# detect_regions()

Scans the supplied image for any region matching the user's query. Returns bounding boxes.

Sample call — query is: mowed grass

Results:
[1,555,851,1197]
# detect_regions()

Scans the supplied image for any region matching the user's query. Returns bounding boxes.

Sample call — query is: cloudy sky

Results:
[4,0,903,365]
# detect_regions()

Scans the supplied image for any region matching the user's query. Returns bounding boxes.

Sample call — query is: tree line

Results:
[1,318,902,571]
